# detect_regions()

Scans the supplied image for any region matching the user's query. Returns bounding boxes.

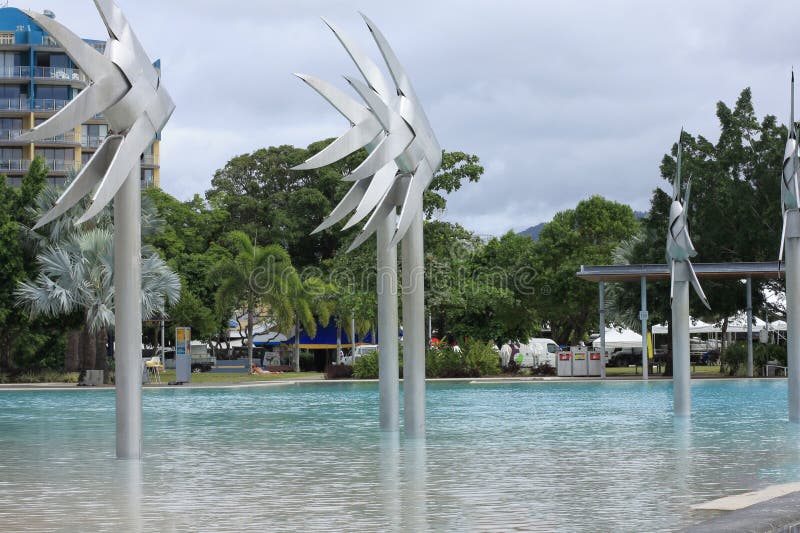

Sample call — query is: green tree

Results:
[535,195,639,344]
[210,231,299,367]
[0,157,51,371]
[288,276,336,372]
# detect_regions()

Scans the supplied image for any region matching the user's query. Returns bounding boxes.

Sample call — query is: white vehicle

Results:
[341,344,379,365]
[514,338,560,368]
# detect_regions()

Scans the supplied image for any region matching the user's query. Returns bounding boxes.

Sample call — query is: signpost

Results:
[175,327,191,384]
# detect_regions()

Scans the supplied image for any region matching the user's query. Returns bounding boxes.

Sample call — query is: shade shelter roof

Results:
[577,262,785,283]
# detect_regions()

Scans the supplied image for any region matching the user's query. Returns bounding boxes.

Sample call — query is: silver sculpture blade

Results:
[780,71,800,260]
[666,132,710,310]
[293,16,442,250]
[19,0,175,227]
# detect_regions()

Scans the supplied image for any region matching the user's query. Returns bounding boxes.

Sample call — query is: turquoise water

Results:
[1,380,799,531]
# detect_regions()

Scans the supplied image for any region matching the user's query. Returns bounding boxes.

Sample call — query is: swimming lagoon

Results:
[1,379,798,531]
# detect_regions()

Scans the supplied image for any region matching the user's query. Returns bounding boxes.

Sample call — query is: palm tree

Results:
[16,179,180,373]
[211,231,299,368]
[289,277,336,372]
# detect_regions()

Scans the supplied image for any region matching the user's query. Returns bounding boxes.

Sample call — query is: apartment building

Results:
[0,7,162,188]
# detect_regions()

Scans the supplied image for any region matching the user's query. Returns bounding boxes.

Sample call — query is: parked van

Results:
[515,338,559,368]
[341,344,379,365]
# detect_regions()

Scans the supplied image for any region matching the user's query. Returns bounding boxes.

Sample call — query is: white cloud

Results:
[19,0,798,234]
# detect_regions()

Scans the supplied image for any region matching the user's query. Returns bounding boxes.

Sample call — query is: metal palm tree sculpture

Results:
[666,132,710,310]
[781,72,800,423]
[667,132,710,417]
[294,15,441,436]
[17,0,175,459]
[780,71,800,261]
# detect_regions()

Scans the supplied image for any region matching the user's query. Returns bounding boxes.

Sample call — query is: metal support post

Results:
[787,210,800,422]
[377,213,399,431]
[673,278,691,417]
[599,281,606,379]
[640,276,649,379]
[402,214,426,438]
[115,165,143,459]
[746,276,753,378]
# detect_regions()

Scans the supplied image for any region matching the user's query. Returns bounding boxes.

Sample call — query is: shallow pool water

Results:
[1,379,799,532]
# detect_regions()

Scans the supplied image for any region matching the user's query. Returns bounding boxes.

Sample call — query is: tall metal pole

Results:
[640,276,649,379]
[599,281,606,379]
[746,276,754,378]
[673,278,691,416]
[377,214,399,431]
[115,166,143,460]
[402,214,426,438]
[787,211,800,422]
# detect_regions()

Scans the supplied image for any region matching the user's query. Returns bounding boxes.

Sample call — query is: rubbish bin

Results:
[557,351,572,376]
[572,349,588,377]
[588,352,603,376]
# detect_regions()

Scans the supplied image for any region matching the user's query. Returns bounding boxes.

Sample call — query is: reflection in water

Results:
[379,432,400,529]
[1,380,799,531]
[403,438,427,532]
[114,460,143,533]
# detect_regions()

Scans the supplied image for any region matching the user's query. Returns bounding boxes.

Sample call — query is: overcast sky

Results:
[15,0,799,236]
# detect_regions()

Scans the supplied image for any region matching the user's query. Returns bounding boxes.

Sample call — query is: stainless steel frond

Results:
[666,133,710,310]
[21,0,175,228]
[295,15,442,250]
[780,72,800,260]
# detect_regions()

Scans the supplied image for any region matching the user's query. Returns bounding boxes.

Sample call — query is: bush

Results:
[721,342,748,376]
[426,340,501,378]
[299,351,315,372]
[532,362,556,376]
[754,344,787,375]
[325,363,354,379]
[353,351,379,379]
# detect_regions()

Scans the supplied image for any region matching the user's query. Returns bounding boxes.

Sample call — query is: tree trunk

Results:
[336,315,342,364]
[95,327,107,373]
[0,329,12,371]
[247,300,254,369]
[65,330,80,372]
[293,314,301,372]
[720,317,729,374]
[79,324,96,371]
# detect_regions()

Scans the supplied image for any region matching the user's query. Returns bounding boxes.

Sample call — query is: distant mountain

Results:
[518,223,546,241]
[518,210,648,241]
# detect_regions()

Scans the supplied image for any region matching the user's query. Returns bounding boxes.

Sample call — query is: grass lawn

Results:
[153,370,324,384]
[604,365,726,377]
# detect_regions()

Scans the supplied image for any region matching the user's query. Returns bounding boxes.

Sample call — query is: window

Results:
[82,124,107,147]
[41,35,58,47]
[0,33,14,45]
[0,148,23,169]
[35,148,74,171]
[35,85,69,101]
[0,118,22,130]
[81,152,93,165]
[141,168,154,188]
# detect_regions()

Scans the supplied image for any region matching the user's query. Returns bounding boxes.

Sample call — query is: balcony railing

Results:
[34,66,87,83]
[0,129,23,142]
[141,155,157,165]
[0,66,31,79]
[40,159,79,173]
[36,131,78,144]
[0,159,31,172]
[82,135,107,148]
[0,98,30,111]
[31,99,69,112]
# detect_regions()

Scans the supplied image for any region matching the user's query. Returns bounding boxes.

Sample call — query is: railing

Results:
[41,159,79,173]
[36,131,78,144]
[0,66,31,79]
[141,155,157,165]
[0,98,30,111]
[0,159,31,172]
[82,135,107,148]
[34,66,87,83]
[0,129,23,141]
[31,99,69,112]
[40,36,60,47]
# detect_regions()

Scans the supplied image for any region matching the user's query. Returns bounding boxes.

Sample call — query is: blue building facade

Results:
[0,7,161,188]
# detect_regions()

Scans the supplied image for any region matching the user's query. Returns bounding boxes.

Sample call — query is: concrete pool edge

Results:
[685,489,800,532]
[0,375,789,393]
